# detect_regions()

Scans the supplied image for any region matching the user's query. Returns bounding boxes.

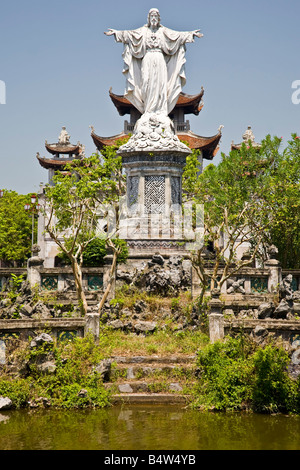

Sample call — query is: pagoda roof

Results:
[45,141,82,155]
[91,127,221,160]
[109,88,204,116]
[36,153,81,170]
[231,141,261,151]
[177,130,222,160]
[231,126,261,151]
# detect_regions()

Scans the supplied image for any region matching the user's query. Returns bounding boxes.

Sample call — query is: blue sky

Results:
[0,0,299,194]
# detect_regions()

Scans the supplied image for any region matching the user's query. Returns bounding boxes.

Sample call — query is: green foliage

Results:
[2,335,111,409]
[0,378,32,408]
[252,345,299,413]
[195,336,254,411]
[57,237,128,267]
[182,148,202,199]
[265,134,300,268]
[194,336,300,414]
[0,190,34,265]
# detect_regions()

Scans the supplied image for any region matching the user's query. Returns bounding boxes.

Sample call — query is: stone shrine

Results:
[36,8,222,264]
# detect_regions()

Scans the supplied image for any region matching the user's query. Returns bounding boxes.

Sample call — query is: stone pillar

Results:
[27,244,44,288]
[209,289,224,343]
[84,312,100,341]
[103,254,116,301]
[264,245,281,293]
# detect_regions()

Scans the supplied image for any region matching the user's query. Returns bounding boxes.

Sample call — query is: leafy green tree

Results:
[266,134,300,268]
[186,135,282,301]
[43,141,127,315]
[0,190,33,266]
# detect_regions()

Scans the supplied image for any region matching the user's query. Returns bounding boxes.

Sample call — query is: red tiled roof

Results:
[109,88,204,116]
[91,129,221,160]
[45,142,82,155]
[36,154,79,169]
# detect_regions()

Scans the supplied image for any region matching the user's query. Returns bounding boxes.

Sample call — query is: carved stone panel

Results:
[128,176,139,206]
[171,176,181,205]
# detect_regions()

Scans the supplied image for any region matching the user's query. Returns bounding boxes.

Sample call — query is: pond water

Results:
[0,404,299,450]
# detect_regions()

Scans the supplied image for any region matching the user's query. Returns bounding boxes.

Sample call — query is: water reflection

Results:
[0,405,299,450]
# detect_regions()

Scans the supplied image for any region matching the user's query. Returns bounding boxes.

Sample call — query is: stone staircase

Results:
[104,354,198,404]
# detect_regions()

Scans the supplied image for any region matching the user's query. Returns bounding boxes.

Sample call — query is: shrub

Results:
[252,345,299,414]
[194,336,300,414]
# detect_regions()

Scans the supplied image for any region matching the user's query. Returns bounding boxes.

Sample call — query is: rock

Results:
[293,291,300,302]
[118,384,133,393]
[0,299,11,308]
[134,321,157,333]
[19,303,33,317]
[19,281,32,297]
[291,340,300,350]
[293,302,300,315]
[30,333,54,349]
[257,302,274,319]
[133,300,147,313]
[108,319,124,330]
[36,361,57,374]
[116,271,134,284]
[252,325,268,343]
[0,397,12,410]
[169,383,183,392]
[279,275,294,301]
[77,389,88,398]
[291,349,300,365]
[151,254,165,265]
[32,301,52,319]
[29,397,51,408]
[288,364,300,380]
[273,299,291,319]
[135,382,148,392]
[168,256,182,267]
[126,367,136,379]
[94,359,112,382]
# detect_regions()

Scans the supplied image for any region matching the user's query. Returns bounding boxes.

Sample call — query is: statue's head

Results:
[147,8,161,27]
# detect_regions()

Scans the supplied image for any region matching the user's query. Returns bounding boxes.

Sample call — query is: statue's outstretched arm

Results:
[104,28,129,44]
[104,28,118,36]
[192,30,203,38]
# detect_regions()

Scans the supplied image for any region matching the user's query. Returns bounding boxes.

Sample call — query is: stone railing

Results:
[192,266,276,299]
[0,268,27,291]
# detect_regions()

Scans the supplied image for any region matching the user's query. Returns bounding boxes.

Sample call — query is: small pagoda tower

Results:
[36,127,85,267]
[36,126,85,185]
[231,126,261,151]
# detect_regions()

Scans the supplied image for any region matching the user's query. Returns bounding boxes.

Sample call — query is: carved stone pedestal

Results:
[120,149,190,253]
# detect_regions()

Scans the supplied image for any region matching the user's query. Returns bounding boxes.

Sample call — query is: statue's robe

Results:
[114,25,195,116]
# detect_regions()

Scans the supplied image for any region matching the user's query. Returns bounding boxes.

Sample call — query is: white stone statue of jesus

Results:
[105,8,203,117]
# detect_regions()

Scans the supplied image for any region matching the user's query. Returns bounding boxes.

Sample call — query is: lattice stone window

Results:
[88,274,103,291]
[57,331,77,341]
[251,277,268,293]
[144,175,165,214]
[41,275,58,291]
[291,277,299,291]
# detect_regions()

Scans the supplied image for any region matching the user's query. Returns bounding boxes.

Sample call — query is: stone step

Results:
[105,354,197,405]
[105,380,196,394]
[111,355,196,364]
[111,393,191,405]
[111,364,196,381]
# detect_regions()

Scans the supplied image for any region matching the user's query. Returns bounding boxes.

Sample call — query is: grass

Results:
[98,326,209,357]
